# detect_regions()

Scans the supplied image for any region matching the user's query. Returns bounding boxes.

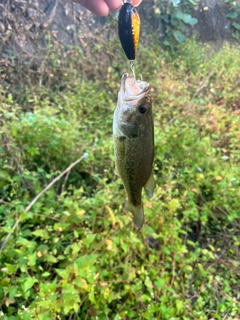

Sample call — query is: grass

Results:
[0,37,240,319]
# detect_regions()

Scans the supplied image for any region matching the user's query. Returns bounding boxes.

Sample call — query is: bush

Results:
[0,39,240,319]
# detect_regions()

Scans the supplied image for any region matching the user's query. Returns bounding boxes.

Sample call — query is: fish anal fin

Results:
[125,201,144,229]
[144,172,155,198]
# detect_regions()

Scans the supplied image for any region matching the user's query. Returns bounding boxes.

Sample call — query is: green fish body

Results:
[113,73,154,228]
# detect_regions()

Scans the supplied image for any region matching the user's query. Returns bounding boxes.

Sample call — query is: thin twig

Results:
[192,70,215,100]
[31,213,61,222]
[0,153,88,253]
[61,169,71,193]
[220,287,240,306]
[42,0,59,28]
[0,199,11,205]
[91,227,122,255]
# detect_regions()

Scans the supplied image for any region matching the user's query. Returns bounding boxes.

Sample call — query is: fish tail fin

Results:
[125,201,144,229]
[144,171,155,198]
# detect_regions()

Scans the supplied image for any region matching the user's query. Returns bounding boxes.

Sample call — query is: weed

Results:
[0,37,240,319]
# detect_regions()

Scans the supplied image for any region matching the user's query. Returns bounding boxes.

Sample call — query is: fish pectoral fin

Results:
[125,201,144,229]
[144,172,155,198]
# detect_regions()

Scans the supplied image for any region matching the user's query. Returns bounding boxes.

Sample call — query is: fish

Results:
[118,2,140,60]
[113,73,154,228]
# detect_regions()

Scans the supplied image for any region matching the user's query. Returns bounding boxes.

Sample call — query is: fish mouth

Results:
[120,73,150,101]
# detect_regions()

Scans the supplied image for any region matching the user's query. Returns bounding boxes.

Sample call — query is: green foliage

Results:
[152,0,199,46]
[225,3,240,39]
[222,1,240,39]
[152,0,240,46]
[0,38,240,319]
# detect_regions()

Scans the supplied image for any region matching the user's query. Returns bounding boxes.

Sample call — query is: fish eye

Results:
[138,104,147,114]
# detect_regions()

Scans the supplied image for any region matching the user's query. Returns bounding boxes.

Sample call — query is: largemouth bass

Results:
[113,73,154,228]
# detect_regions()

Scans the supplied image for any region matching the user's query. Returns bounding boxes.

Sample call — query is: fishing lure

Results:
[118,0,140,61]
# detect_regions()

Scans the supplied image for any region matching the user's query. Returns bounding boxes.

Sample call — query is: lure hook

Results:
[136,74,143,83]
[130,61,143,82]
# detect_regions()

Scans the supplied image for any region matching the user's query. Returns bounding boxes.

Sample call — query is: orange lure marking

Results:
[131,10,140,58]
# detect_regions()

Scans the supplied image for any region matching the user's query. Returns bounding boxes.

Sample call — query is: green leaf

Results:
[9,286,18,300]
[175,11,185,20]
[28,252,37,267]
[85,234,96,247]
[38,311,52,320]
[172,0,181,6]
[183,15,198,26]
[232,30,240,39]
[175,12,198,25]
[232,22,240,30]
[145,277,153,290]
[176,299,183,312]
[155,278,165,290]
[42,272,51,277]
[32,229,49,239]
[143,225,156,235]
[21,311,31,320]
[173,30,186,43]
[23,277,38,292]
[226,12,238,19]
[74,254,98,270]
[5,263,18,275]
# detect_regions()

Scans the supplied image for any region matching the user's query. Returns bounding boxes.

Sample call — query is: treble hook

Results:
[130,61,143,82]
[130,60,136,79]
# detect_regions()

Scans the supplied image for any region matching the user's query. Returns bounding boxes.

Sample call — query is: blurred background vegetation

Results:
[0,0,240,319]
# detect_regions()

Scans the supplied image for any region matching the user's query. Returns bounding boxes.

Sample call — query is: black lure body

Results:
[118,3,140,60]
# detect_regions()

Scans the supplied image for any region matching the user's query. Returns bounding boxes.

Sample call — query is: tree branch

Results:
[0,153,88,253]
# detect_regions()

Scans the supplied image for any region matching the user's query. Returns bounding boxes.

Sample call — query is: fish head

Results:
[114,73,152,138]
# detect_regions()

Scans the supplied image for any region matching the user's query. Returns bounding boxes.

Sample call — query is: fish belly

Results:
[114,132,154,227]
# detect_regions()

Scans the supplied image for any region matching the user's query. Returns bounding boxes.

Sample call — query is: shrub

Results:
[0,39,240,319]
